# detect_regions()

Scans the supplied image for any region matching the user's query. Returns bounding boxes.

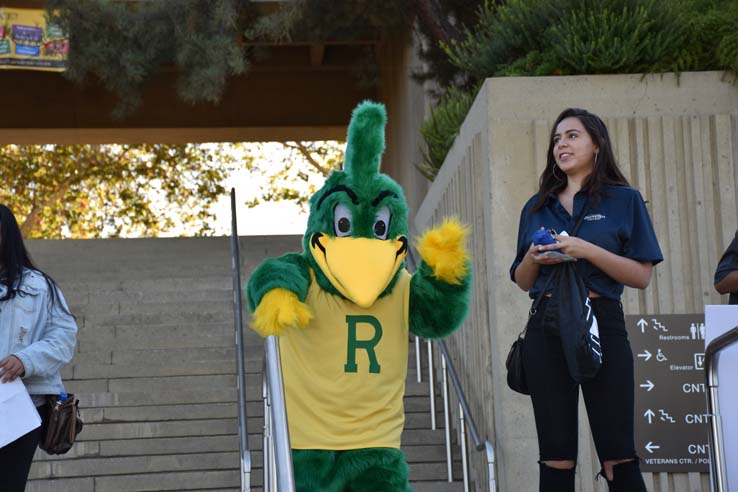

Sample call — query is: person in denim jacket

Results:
[0,204,77,492]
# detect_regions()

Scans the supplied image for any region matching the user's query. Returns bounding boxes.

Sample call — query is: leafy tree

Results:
[248,0,486,91]
[0,144,239,238]
[243,141,344,211]
[47,0,248,118]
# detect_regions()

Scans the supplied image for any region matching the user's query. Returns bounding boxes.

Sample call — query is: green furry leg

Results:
[291,448,410,492]
[292,449,335,492]
[334,448,411,492]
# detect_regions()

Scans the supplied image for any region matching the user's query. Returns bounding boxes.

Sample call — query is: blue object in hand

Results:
[59,392,68,401]
[532,228,560,252]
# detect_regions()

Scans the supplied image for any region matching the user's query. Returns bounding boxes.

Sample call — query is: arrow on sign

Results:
[645,442,661,454]
[637,318,648,333]
[644,409,655,424]
[640,380,655,392]
[637,350,652,362]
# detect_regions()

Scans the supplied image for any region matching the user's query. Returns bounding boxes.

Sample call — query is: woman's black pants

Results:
[522,297,646,492]
[0,407,43,492]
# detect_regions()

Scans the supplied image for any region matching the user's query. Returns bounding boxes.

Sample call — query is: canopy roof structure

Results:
[2,0,387,144]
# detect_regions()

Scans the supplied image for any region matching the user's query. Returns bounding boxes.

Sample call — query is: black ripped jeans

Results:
[523,297,646,491]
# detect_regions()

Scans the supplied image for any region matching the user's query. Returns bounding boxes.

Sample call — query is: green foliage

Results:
[417,86,477,180]
[248,0,487,90]
[247,0,410,42]
[47,0,247,118]
[443,0,738,79]
[419,0,738,180]
[0,144,238,238]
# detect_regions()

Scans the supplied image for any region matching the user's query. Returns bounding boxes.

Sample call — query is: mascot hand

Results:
[417,218,470,285]
[251,288,313,337]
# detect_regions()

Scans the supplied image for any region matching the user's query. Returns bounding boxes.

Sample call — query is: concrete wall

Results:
[380,29,432,221]
[414,71,738,491]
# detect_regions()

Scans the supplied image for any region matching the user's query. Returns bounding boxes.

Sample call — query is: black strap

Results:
[526,199,590,319]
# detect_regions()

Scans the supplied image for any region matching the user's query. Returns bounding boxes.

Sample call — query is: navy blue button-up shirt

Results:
[714,229,738,304]
[510,186,663,300]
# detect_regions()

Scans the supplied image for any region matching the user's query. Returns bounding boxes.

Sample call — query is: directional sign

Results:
[627,314,710,473]
[637,349,652,361]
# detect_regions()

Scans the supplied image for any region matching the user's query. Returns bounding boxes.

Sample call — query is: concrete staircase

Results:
[25,236,464,492]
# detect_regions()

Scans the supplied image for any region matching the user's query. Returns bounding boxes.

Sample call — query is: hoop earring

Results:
[594,151,599,167]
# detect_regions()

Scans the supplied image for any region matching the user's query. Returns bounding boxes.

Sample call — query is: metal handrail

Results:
[263,336,295,492]
[229,189,251,492]
[704,325,738,492]
[406,248,496,492]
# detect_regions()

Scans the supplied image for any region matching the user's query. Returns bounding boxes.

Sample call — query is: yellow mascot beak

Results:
[309,233,407,308]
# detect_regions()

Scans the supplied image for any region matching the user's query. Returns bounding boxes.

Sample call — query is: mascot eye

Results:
[334,203,353,237]
[373,206,391,240]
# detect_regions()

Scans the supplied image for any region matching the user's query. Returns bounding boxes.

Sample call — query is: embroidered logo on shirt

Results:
[584,214,606,222]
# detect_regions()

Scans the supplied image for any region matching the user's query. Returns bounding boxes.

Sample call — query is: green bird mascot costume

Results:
[246,100,472,492]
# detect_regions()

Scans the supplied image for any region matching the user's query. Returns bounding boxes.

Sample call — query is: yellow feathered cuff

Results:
[251,288,313,337]
[416,218,470,285]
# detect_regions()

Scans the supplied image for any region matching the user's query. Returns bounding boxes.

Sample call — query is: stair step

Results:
[29,452,239,479]
[86,288,235,305]
[72,300,234,316]
[81,311,234,328]
[412,482,465,492]
[67,360,260,380]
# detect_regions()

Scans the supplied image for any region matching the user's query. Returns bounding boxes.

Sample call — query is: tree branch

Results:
[284,141,332,176]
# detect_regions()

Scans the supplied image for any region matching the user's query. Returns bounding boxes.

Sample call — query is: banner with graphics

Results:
[0,8,67,72]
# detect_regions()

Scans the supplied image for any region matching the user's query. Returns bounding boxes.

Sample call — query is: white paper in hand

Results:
[0,378,41,447]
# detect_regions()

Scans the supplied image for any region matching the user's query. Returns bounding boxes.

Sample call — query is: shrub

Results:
[417,86,478,180]
[420,0,738,181]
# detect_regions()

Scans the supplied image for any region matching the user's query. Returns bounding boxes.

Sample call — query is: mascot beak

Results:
[310,234,407,308]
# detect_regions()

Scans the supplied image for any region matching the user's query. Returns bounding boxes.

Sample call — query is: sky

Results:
[207,142,332,237]
[210,166,310,237]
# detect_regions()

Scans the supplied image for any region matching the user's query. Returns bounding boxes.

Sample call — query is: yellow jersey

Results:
[280,269,411,450]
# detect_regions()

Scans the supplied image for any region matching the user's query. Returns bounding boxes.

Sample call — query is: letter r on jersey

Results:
[344,315,382,374]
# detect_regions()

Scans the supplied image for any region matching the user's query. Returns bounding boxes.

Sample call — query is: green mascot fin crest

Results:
[343,100,387,182]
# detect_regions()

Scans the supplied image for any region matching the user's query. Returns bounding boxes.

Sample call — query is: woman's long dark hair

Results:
[0,204,70,314]
[532,108,630,212]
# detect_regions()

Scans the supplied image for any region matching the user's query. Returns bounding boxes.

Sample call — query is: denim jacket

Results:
[0,269,77,395]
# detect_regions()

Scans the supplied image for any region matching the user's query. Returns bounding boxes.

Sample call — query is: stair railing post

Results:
[262,367,271,492]
[265,335,296,492]
[229,188,251,492]
[459,402,469,492]
[415,336,422,383]
[485,441,496,492]
[427,339,436,430]
[441,353,453,482]
[406,245,497,491]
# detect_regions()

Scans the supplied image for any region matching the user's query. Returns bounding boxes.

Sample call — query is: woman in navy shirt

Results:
[511,108,662,492]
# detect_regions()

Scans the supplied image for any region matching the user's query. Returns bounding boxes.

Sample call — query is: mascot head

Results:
[303,101,408,308]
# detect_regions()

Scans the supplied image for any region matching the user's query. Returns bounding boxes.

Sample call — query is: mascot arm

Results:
[409,219,472,339]
[246,253,313,337]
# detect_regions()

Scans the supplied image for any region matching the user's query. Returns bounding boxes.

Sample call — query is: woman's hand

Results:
[0,355,25,383]
[529,241,567,265]
[537,234,594,261]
